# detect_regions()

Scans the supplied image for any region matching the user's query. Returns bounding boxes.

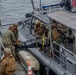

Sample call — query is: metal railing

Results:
[52,41,76,75]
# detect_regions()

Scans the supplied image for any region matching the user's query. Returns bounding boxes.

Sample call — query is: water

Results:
[0,0,33,25]
[0,0,62,25]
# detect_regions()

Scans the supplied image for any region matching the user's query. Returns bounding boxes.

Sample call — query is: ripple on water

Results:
[0,0,61,24]
[0,0,33,24]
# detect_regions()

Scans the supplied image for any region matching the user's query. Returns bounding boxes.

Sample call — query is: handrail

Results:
[0,18,31,27]
[53,41,76,58]
[0,34,5,49]
[52,41,76,75]
[53,47,67,58]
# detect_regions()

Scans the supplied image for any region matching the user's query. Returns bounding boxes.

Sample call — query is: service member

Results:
[1,48,16,75]
[2,26,16,58]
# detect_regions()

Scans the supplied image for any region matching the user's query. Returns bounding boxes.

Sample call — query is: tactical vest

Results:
[5,57,16,73]
[37,35,49,45]
[34,24,45,36]
[52,27,61,41]
[38,27,45,36]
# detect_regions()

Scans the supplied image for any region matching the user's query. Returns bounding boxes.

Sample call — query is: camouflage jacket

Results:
[1,56,16,75]
[2,30,16,45]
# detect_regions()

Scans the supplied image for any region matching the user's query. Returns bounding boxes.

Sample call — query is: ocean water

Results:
[0,0,33,25]
[0,0,61,25]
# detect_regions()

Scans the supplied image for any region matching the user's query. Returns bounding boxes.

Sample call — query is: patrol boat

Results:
[0,0,76,75]
[17,0,76,75]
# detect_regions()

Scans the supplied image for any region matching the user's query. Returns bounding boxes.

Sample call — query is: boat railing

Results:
[53,41,76,57]
[52,41,76,75]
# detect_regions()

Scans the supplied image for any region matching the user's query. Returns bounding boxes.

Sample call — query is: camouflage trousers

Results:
[3,44,16,58]
[53,38,62,57]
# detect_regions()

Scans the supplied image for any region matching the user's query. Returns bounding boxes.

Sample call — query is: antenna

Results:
[40,0,42,10]
[31,0,35,10]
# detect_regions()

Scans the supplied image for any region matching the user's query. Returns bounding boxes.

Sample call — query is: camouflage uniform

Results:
[36,27,50,51]
[1,48,16,75]
[1,56,16,75]
[37,29,50,46]
[34,20,50,50]
[12,23,20,55]
[2,30,16,58]
[51,26,62,56]
[13,30,18,40]
[13,23,19,40]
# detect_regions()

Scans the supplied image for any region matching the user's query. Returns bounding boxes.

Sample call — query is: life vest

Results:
[5,56,16,73]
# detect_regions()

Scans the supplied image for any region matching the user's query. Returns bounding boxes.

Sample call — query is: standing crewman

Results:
[34,20,50,52]
[51,21,62,56]
[13,23,19,40]
[2,26,17,58]
[51,21,62,45]
[12,23,20,53]
[1,48,16,75]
